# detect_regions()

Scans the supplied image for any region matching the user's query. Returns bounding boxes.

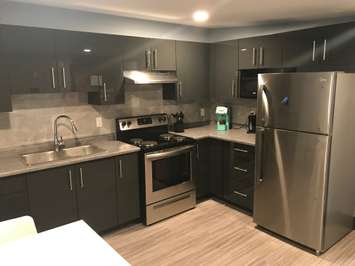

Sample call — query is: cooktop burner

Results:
[116,113,196,153]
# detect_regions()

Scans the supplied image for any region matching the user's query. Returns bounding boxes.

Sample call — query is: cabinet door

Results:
[0,27,12,112]
[318,23,355,71]
[239,38,259,69]
[283,28,320,69]
[117,153,140,225]
[224,143,255,211]
[212,41,238,103]
[55,31,124,104]
[0,175,29,222]
[27,167,78,232]
[122,36,150,71]
[196,140,210,199]
[151,39,176,71]
[175,41,209,103]
[209,139,226,198]
[2,25,57,94]
[76,158,117,232]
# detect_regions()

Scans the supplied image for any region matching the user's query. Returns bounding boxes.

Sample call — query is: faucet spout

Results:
[54,115,79,152]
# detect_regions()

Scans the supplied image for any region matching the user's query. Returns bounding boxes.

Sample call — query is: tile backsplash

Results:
[0,85,210,149]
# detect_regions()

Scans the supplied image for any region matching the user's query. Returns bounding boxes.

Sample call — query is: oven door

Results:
[144,145,196,205]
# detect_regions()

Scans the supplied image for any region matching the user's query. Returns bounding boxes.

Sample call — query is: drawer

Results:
[0,176,26,195]
[229,170,254,191]
[224,187,253,211]
[0,193,29,221]
[232,143,255,170]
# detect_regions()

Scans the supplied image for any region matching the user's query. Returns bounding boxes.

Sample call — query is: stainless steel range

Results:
[116,114,197,225]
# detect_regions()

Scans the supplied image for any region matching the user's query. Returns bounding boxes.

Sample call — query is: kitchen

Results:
[0,0,355,265]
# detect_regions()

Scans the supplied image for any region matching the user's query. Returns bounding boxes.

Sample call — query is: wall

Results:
[0,86,210,150]
[0,1,209,42]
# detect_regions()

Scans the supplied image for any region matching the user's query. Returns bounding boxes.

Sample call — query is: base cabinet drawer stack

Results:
[224,143,255,211]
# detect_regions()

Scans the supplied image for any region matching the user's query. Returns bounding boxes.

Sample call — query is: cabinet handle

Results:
[51,67,56,89]
[145,50,152,70]
[259,47,264,66]
[234,148,248,153]
[252,48,257,66]
[62,67,67,89]
[312,40,316,62]
[234,166,248,173]
[153,48,158,69]
[79,168,84,189]
[179,81,183,98]
[231,79,235,97]
[233,190,248,198]
[196,144,200,160]
[68,169,73,191]
[119,160,123,178]
[323,39,327,61]
[103,82,108,102]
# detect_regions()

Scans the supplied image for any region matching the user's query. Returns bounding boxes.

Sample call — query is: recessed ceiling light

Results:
[193,10,209,23]
[83,48,92,53]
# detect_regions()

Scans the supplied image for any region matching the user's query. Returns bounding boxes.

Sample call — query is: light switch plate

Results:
[96,117,103,128]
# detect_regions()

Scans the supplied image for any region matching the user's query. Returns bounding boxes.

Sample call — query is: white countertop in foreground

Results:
[175,124,256,146]
[0,220,130,266]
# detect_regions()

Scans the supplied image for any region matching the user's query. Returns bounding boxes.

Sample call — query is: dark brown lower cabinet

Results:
[209,139,227,199]
[27,167,78,232]
[27,153,140,232]
[196,140,211,199]
[224,142,255,211]
[76,158,117,232]
[117,153,140,225]
[0,175,29,221]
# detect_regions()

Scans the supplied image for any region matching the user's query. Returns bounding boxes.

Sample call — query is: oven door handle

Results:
[145,145,195,161]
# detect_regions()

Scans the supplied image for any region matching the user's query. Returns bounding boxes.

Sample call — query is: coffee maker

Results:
[247,111,256,133]
[216,106,230,131]
[171,112,184,132]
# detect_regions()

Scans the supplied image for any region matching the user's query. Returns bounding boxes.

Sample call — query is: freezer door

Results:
[256,72,336,134]
[254,127,330,251]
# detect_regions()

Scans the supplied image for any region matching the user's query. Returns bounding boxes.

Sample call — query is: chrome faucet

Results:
[54,115,78,152]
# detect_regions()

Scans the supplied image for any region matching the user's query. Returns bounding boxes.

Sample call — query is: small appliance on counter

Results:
[171,112,185,132]
[247,111,256,133]
[216,106,230,131]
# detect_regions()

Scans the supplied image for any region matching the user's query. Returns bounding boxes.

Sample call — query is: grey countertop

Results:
[0,138,140,179]
[173,124,256,146]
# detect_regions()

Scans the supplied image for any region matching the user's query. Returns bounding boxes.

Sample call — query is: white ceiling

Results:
[8,0,355,28]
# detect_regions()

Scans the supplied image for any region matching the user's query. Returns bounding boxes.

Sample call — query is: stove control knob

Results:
[127,121,132,127]
[121,121,127,128]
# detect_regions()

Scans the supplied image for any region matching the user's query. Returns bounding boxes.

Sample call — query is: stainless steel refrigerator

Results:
[254,72,355,254]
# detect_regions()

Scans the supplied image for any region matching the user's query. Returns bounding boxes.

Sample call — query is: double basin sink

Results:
[22,145,106,166]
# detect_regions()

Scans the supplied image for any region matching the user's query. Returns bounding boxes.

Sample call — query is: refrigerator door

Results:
[254,127,330,251]
[256,72,336,135]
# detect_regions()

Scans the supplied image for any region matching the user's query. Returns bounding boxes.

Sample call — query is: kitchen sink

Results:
[21,145,106,166]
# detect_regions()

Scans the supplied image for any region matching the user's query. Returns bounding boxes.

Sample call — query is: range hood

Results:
[123,70,178,85]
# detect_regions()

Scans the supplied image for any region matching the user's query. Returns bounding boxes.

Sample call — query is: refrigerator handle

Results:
[261,85,270,127]
[255,128,264,183]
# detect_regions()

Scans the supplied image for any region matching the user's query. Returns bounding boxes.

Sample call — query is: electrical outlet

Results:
[200,108,205,117]
[96,117,103,128]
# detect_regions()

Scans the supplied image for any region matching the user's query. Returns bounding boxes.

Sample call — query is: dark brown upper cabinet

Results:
[55,30,125,104]
[210,41,238,103]
[121,36,176,71]
[173,41,209,103]
[0,27,12,112]
[239,35,283,69]
[1,25,58,94]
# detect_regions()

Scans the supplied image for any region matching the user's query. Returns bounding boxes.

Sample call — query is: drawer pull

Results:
[233,190,248,198]
[234,166,248,173]
[234,148,248,153]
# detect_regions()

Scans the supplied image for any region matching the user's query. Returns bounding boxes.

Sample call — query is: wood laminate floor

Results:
[104,200,355,266]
